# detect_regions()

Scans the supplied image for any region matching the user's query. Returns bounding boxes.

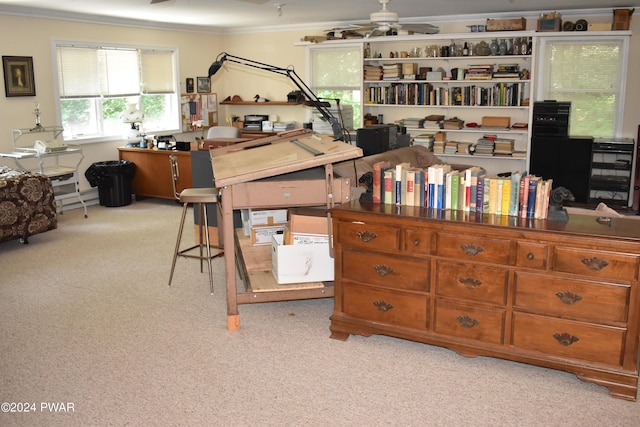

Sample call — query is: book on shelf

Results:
[372,161,392,203]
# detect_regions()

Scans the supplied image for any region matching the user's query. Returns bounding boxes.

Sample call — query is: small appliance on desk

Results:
[243,115,269,131]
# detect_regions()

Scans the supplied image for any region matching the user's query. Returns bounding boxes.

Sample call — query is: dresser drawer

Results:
[342,249,429,292]
[554,247,639,282]
[514,272,629,323]
[512,313,625,366]
[516,241,549,270]
[435,261,508,305]
[436,232,512,264]
[403,228,432,255]
[342,282,429,330]
[434,298,505,345]
[337,221,400,252]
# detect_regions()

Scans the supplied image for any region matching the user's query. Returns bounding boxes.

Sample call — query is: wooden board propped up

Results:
[211,130,362,187]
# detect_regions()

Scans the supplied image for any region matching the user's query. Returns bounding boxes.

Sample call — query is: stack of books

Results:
[413,134,435,150]
[423,115,444,129]
[403,117,425,128]
[475,135,495,156]
[444,140,459,154]
[493,63,521,79]
[465,64,494,80]
[364,65,383,81]
[383,63,402,80]
[493,137,515,156]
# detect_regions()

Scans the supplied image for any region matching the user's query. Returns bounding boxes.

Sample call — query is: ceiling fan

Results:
[326,0,438,39]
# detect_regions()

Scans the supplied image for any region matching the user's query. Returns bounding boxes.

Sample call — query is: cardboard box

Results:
[588,22,612,31]
[285,211,330,245]
[251,225,285,246]
[486,17,526,31]
[481,116,511,128]
[249,208,288,226]
[613,9,634,30]
[271,234,334,284]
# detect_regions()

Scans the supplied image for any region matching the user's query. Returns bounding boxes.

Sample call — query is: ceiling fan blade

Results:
[400,23,440,34]
[150,0,171,4]
[235,0,271,3]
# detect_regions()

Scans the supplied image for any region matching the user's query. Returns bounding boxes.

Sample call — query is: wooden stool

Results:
[168,187,224,294]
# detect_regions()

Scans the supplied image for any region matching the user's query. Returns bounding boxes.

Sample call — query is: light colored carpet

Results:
[1,199,639,426]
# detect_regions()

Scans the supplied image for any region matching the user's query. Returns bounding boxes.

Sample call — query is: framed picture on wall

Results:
[3,56,36,97]
[197,76,210,93]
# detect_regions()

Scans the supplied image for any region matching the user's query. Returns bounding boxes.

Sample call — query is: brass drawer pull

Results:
[553,332,580,346]
[413,239,420,246]
[357,230,377,242]
[527,253,534,260]
[459,277,482,288]
[555,291,582,305]
[581,256,609,271]
[461,243,484,256]
[373,300,394,312]
[374,264,394,277]
[456,315,479,329]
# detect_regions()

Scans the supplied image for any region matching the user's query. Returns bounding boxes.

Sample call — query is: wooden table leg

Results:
[221,186,240,331]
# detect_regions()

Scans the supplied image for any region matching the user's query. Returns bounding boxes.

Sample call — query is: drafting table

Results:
[211,130,362,330]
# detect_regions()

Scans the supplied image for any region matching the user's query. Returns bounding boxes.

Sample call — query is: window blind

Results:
[56,45,175,98]
[538,37,628,138]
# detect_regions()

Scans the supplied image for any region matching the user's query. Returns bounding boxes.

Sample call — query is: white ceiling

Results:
[0,0,638,33]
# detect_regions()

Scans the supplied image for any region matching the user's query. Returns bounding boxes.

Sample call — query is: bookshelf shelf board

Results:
[220,101,302,105]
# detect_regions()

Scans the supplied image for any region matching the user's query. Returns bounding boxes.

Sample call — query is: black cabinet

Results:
[529,136,593,203]
[589,138,635,207]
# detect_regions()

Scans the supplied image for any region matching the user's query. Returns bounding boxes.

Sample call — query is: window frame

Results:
[535,34,630,139]
[51,39,181,144]
[306,43,363,133]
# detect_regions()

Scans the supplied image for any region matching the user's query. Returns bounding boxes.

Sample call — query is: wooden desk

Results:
[118,148,191,200]
[211,130,362,330]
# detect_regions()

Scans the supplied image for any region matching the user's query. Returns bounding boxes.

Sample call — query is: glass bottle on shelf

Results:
[498,39,507,55]
[520,37,528,56]
[364,43,371,59]
[490,39,499,55]
[513,37,520,55]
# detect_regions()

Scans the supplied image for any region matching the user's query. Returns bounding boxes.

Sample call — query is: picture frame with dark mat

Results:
[3,56,36,97]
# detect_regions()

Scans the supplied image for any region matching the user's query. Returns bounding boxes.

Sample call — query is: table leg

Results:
[221,186,240,331]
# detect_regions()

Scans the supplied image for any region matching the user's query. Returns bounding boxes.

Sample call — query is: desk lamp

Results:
[208,52,345,141]
[120,103,145,142]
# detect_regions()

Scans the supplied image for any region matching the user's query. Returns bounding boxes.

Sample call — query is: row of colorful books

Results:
[371,162,553,219]
[364,82,526,107]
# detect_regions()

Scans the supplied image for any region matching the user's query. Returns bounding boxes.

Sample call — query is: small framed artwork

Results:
[186,77,194,93]
[197,76,211,93]
[3,56,36,97]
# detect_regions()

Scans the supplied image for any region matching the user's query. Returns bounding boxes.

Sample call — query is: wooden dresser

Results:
[330,201,640,401]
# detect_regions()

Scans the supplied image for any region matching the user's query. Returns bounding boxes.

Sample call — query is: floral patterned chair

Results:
[0,166,57,244]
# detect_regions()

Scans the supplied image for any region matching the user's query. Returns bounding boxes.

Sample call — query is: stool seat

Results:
[179,187,219,204]
[168,187,224,294]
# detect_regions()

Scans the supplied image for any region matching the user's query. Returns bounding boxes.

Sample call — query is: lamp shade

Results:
[121,103,145,123]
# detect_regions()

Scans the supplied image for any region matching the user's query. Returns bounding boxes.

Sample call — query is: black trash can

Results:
[85,160,136,207]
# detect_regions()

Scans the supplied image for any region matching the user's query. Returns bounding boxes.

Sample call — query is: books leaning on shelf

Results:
[369,166,554,219]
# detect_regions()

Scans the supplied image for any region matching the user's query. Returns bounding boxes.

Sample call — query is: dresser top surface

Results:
[331,201,640,242]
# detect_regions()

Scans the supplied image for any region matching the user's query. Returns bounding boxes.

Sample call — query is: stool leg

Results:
[197,203,205,273]
[202,203,214,294]
[168,201,189,287]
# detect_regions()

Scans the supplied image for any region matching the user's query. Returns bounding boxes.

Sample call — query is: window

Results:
[54,42,179,142]
[308,44,362,134]
[536,36,629,138]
